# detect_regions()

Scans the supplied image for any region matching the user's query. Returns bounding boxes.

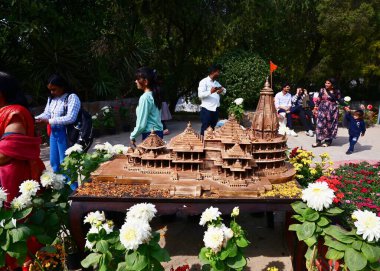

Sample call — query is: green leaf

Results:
[236,236,249,248]
[117,262,128,271]
[36,234,54,245]
[201,264,211,271]
[288,224,300,231]
[325,248,344,260]
[96,240,109,254]
[296,222,316,241]
[324,225,355,244]
[304,208,319,221]
[30,209,46,225]
[324,235,348,251]
[361,242,380,263]
[13,208,33,220]
[316,216,330,227]
[344,248,367,271]
[10,225,32,243]
[292,215,305,222]
[325,207,344,216]
[369,261,380,271]
[0,232,11,251]
[7,242,27,263]
[305,247,313,261]
[0,210,13,221]
[125,251,148,271]
[226,253,247,269]
[291,201,308,216]
[0,251,5,267]
[304,236,317,247]
[351,240,363,251]
[151,247,170,262]
[81,253,102,268]
[199,247,210,264]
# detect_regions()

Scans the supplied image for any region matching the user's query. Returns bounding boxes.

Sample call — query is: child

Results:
[344,108,366,155]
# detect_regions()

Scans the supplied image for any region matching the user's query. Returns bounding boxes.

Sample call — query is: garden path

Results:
[40,121,380,271]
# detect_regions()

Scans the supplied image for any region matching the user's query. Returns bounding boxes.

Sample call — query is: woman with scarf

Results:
[0,71,45,270]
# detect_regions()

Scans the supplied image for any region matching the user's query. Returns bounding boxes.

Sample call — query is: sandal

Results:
[321,143,329,147]
[312,142,322,148]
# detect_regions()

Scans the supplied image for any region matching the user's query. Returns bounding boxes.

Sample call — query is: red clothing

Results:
[0,105,45,203]
[0,105,45,269]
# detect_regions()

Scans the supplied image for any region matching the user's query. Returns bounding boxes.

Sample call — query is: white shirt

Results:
[274,91,291,109]
[198,76,226,111]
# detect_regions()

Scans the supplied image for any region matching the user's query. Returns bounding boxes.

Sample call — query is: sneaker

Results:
[288,129,298,137]
[306,130,314,137]
[346,150,353,155]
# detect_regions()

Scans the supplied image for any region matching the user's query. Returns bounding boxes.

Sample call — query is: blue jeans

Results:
[142,130,163,140]
[348,134,360,152]
[50,126,68,172]
[200,107,219,136]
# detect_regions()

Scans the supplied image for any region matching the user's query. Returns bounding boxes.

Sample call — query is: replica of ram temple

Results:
[91,81,296,198]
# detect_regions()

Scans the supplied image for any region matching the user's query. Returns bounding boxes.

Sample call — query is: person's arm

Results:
[274,93,280,109]
[35,99,51,120]
[0,115,26,165]
[198,79,217,99]
[130,96,151,140]
[49,94,81,125]
[361,121,366,136]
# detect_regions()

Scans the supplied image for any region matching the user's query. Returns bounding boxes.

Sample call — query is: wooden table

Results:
[69,194,298,251]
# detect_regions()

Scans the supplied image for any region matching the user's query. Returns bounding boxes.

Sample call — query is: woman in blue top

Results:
[35,74,81,172]
[130,67,163,146]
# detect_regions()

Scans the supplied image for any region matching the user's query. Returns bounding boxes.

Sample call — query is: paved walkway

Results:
[41,121,380,271]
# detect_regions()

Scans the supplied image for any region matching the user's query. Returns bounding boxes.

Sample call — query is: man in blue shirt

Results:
[344,108,366,155]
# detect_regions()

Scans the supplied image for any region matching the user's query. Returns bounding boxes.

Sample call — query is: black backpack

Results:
[63,94,94,152]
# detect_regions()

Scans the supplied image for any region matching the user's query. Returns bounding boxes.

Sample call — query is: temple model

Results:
[91,81,295,197]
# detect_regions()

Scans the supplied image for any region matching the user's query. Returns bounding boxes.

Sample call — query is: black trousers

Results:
[200,107,219,136]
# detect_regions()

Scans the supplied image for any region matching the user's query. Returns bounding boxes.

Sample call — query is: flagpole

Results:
[270,72,273,88]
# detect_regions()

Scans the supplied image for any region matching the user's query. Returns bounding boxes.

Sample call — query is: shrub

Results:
[216,50,267,117]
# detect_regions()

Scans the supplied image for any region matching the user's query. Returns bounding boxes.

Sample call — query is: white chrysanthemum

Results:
[51,174,66,190]
[234,98,244,105]
[19,180,40,196]
[112,144,129,155]
[231,207,240,217]
[83,211,106,225]
[93,144,106,151]
[301,182,335,211]
[40,170,55,188]
[104,108,110,113]
[92,115,97,120]
[344,96,351,102]
[353,210,380,242]
[203,225,224,253]
[126,203,157,222]
[221,224,234,248]
[65,143,83,156]
[0,188,7,208]
[85,239,95,250]
[11,194,32,210]
[200,206,221,226]
[101,106,110,111]
[120,220,151,250]
[102,220,114,234]
[103,142,114,154]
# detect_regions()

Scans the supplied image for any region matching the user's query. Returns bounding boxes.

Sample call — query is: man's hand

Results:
[35,119,49,124]
[210,87,218,93]
[216,87,224,94]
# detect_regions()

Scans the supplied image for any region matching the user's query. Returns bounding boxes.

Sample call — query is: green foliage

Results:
[216,50,267,116]
[199,207,249,271]
[290,199,380,271]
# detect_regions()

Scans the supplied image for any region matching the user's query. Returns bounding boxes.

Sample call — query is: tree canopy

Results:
[0,0,379,107]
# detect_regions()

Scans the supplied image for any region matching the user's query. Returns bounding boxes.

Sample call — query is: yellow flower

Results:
[309,168,317,175]
[267,267,279,271]
[320,152,330,159]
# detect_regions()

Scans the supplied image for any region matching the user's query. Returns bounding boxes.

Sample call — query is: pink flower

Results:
[345,200,351,204]
[367,104,373,110]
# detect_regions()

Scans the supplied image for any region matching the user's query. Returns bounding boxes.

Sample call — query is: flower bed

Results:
[317,162,380,222]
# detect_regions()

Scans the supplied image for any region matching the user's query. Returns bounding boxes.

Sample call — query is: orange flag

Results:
[270,61,278,73]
